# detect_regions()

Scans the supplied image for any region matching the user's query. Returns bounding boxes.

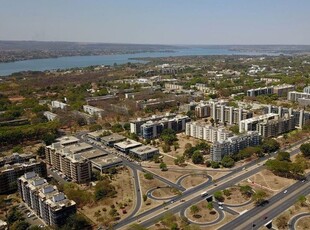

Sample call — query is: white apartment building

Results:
[185,122,233,143]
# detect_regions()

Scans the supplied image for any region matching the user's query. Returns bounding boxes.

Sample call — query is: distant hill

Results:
[0,40,178,62]
[0,41,309,63]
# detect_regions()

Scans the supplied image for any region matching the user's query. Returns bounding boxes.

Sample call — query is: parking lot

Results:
[17,203,45,228]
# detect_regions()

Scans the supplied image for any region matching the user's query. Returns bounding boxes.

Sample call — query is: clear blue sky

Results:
[1,0,309,45]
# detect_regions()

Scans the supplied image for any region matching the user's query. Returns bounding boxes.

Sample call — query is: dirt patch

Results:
[248,169,296,191]
[79,167,134,227]
[185,200,219,223]
[152,187,180,199]
[181,174,209,189]
[146,167,186,183]
[223,187,251,205]
[296,216,310,230]
[137,171,166,214]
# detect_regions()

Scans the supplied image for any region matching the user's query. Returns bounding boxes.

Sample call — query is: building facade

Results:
[140,115,190,139]
[18,172,76,227]
[211,131,260,162]
[185,122,233,143]
[45,137,92,183]
[0,158,46,194]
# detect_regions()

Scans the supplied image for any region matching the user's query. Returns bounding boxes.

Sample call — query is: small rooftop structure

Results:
[114,139,142,153]
[101,134,126,146]
[129,145,159,161]
[91,155,123,172]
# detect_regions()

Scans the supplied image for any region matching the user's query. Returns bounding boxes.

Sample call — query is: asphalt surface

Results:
[74,132,309,229]
[288,212,310,230]
[115,138,309,229]
[219,176,310,230]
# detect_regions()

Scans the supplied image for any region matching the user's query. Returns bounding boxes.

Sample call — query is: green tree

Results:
[300,143,310,157]
[160,129,177,145]
[11,220,30,230]
[214,191,224,202]
[207,202,213,210]
[239,185,252,197]
[211,161,220,168]
[262,138,280,153]
[229,125,240,134]
[253,190,267,205]
[221,156,235,168]
[160,162,168,171]
[192,151,204,164]
[143,194,148,202]
[297,195,307,206]
[174,155,185,166]
[276,152,291,162]
[36,146,46,157]
[144,173,154,180]
[190,205,200,216]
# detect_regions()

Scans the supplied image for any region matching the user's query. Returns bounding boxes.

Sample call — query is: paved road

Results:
[219,176,310,230]
[115,138,309,229]
[288,212,310,230]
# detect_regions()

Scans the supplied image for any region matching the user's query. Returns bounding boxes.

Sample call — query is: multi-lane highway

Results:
[115,138,309,229]
[76,132,309,229]
[219,175,310,230]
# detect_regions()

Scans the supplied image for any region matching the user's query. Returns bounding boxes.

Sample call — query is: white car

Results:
[218,202,223,205]
[219,206,224,210]
[284,190,288,194]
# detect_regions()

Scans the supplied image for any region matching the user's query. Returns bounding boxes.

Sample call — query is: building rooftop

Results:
[101,133,126,143]
[240,113,278,123]
[55,136,79,146]
[91,155,122,167]
[79,149,107,160]
[130,146,159,155]
[63,142,93,154]
[114,139,142,149]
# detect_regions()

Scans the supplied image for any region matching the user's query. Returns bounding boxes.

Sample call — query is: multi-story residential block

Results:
[288,91,310,101]
[130,113,176,135]
[193,100,252,124]
[164,83,183,91]
[83,105,105,118]
[209,101,253,125]
[264,105,310,129]
[45,136,92,183]
[247,86,274,97]
[0,157,46,194]
[239,113,295,138]
[247,84,294,97]
[273,84,295,97]
[211,131,260,162]
[303,86,310,94]
[140,115,190,139]
[185,122,233,143]
[18,172,76,227]
[195,102,211,118]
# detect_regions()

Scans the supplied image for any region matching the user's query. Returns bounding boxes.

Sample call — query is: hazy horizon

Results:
[1,0,310,45]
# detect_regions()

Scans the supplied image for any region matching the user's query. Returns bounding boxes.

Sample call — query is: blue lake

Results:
[0,48,278,76]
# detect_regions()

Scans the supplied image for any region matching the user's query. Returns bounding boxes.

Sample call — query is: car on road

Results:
[302,179,306,182]
[264,216,268,220]
[170,200,174,204]
[180,199,185,202]
[219,206,224,210]
[284,190,288,194]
